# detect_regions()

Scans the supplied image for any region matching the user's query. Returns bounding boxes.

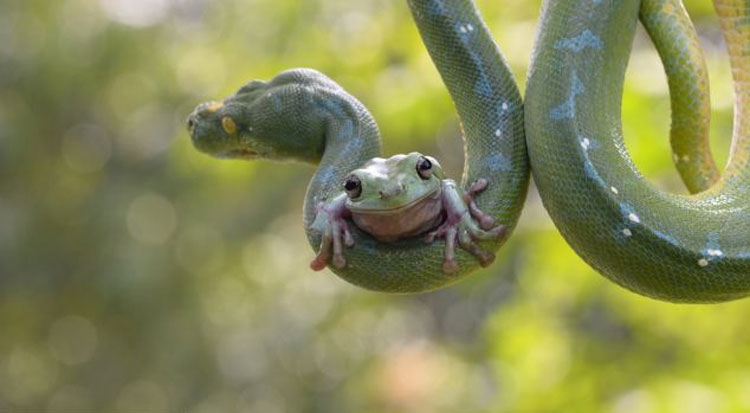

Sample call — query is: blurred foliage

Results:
[0,0,748,411]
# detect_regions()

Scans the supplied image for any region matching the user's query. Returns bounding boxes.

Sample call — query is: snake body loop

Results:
[299,0,528,292]
[526,0,750,302]
[191,0,750,299]
[188,0,527,292]
[640,0,718,193]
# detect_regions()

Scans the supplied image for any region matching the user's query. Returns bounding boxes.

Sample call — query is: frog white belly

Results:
[350,190,443,242]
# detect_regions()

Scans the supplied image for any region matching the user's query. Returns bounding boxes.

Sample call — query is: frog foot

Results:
[309,195,354,271]
[425,179,507,274]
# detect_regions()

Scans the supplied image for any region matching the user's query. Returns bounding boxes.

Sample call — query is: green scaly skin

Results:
[187,0,736,298]
[188,0,529,293]
[526,0,750,302]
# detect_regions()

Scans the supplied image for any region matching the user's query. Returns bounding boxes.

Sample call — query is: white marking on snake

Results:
[554,30,603,53]
[628,213,640,223]
[610,186,618,194]
[549,71,584,120]
[698,258,709,267]
[485,153,512,172]
[623,228,632,237]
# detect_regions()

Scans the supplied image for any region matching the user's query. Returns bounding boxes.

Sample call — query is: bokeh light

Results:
[47,316,99,365]
[100,0,171,27]
[1,0,747,411]
[126,193,178,245]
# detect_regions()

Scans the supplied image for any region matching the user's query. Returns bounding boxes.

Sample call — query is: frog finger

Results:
[342,223,354,247]
[463,213,506,241]
[425,225,447,244]
[442,227,459,274]
[457,230,495,267]
[331,220,346,268]
[310,228,333,271]
[467,200,495,230]
[463,178,489,201]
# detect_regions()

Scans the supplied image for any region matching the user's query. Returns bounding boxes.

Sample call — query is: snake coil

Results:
[526,0,750,302]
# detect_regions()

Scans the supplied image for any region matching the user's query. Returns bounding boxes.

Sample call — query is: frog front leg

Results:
[309,194,355,271]
[425,179,507,274]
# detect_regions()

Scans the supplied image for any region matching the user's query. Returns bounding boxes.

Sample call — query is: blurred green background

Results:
[1,0,749,411]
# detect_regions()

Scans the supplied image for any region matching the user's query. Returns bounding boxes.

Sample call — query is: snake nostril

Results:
[187,117,195,132]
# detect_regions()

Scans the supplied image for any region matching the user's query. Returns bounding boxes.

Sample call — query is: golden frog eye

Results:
[222,116,237,134]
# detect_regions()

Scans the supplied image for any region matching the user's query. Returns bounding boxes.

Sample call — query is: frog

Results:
[310,152,506,274]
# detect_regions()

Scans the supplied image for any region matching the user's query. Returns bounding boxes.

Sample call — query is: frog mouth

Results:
[347,186,442,214]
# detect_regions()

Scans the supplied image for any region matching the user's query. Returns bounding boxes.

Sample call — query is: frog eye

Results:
[416,156,433,180]
[344,175,362,199]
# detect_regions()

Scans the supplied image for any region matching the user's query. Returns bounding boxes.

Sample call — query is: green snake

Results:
[187,0,528,292]
[526,0,750,302]
[188,0,750,301]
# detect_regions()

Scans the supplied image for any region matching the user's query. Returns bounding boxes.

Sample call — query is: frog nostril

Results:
[378,184,405,198]
[187,117,196,132]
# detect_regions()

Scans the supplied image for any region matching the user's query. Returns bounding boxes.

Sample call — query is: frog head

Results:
[342,152,446,240]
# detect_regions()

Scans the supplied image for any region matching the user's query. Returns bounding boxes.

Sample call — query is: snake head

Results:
[187,69,337,162]
[186,81,267,160]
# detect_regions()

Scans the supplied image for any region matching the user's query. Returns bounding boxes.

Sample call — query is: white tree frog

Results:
[310,152,506,273]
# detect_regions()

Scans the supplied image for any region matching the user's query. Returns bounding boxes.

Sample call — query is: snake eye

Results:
[416,156,433,180]
[344,175,362,199]
[222,116,237,134]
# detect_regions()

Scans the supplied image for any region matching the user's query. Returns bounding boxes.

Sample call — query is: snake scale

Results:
[189,0,750,302]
